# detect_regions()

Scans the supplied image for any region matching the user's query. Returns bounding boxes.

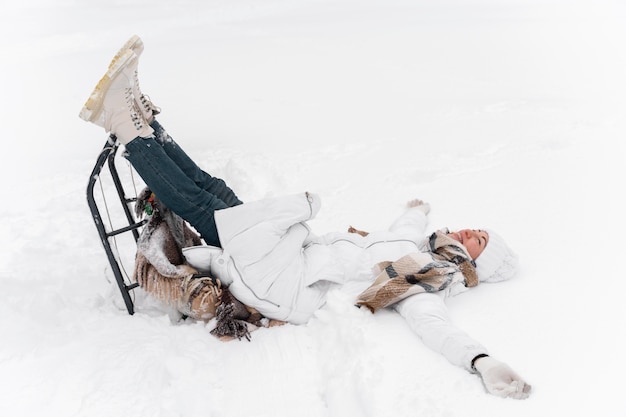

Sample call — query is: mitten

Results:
[407,199,430,215]
[473,356,531,399]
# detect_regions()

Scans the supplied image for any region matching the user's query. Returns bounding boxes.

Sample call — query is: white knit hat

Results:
[475,229,519,283]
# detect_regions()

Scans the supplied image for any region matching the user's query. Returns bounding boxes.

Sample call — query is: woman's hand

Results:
[407,199,430,215]
[474,356,532,399]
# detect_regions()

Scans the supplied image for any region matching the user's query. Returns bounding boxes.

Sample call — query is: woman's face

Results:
[447,229,489,260]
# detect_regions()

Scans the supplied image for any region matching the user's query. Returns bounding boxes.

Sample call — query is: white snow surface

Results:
[1,0,625,416]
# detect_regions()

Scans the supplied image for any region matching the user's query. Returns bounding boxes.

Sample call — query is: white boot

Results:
[111,35,160,123]
[79,49,154,144]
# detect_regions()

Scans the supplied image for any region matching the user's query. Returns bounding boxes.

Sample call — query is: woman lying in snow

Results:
[79,35,531,400]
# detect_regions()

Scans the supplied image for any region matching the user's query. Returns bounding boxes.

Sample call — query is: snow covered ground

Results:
[1,0,625,415]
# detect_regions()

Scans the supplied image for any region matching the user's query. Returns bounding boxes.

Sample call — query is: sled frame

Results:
[86,135,146,315]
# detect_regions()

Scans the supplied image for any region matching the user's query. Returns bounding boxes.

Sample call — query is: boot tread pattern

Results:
[79,48,137,122]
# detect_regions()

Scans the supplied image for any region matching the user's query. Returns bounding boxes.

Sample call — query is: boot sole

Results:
[109,34,143,69]
[79,48,137,123]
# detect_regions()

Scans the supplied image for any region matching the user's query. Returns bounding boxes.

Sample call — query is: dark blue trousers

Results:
[123,119,242,247]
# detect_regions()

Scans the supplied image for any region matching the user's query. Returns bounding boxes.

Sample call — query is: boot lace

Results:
[124,87,145,131]
[133,69,161,116]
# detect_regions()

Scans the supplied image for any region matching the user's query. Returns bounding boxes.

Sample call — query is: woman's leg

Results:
[150,119,243,208]
[123,137,227,247]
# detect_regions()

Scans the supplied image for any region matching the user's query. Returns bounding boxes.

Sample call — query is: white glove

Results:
[407,199,430,215]
[473,356,532,399]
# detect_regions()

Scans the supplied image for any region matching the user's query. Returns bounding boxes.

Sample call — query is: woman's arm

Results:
[394,292,531,399]
[394,292,487,371]
[387,199,430,238]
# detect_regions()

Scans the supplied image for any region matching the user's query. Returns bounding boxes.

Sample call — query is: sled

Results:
[86,135,146,315]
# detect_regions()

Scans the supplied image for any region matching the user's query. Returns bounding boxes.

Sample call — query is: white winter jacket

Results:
[187,192,487,371]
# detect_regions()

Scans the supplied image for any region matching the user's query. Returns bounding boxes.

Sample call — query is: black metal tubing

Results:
[86,135,144,315]
[108,148,142,241]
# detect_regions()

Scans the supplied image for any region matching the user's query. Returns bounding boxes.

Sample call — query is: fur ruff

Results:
[132,188,263,334]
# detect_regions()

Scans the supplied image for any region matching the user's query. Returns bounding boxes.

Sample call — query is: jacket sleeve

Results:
[393,292,488,372]
[387,207,429,239]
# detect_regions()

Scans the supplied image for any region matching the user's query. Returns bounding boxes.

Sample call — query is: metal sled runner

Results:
[86,135,146,315]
